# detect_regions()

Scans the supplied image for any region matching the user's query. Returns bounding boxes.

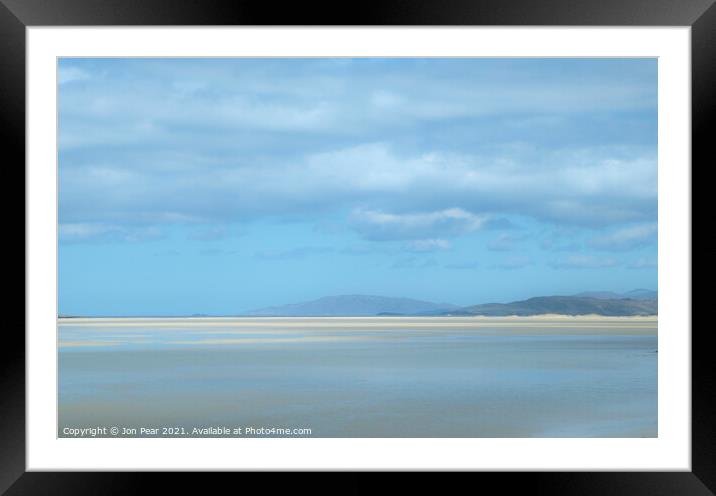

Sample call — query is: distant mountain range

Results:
[451,295,657,317]
[243,295,459,317]
[573,289,657,300]
[243,290,657,317]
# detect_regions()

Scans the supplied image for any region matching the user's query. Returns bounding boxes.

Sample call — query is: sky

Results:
[58,58,657,316]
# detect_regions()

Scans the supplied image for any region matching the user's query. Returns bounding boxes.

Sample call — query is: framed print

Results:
[5,0,711,491]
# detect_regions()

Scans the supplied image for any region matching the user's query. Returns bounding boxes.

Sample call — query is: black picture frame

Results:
[3,0,709,491]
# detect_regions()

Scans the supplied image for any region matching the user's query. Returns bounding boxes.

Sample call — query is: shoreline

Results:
[59,314,658,323]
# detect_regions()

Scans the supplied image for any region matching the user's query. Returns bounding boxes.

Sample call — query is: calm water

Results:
[58,317,657,437]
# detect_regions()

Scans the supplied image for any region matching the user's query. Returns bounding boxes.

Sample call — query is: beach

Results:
[58,316,657,438]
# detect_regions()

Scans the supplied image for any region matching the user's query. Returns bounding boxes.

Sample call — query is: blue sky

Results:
[58,58,657,316]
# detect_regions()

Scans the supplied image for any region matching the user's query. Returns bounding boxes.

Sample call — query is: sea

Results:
[58,316,657,438]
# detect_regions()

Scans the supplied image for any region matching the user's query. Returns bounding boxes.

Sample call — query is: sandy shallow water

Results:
[58,316,657,438]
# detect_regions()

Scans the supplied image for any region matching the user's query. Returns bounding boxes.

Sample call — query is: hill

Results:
[243,295,458,317]
[450,296,657,317]
[574,289,657,300]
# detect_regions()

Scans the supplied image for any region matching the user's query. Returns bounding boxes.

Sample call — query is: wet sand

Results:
[58,316,657,438]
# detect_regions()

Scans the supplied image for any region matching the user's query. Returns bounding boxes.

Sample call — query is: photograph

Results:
[57,57,659,439]
[3,0,707,486]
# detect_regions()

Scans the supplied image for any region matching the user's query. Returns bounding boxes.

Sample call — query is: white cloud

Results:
[404,239,452,252]
[58,59,656,148]
[188,226,228,242]
[59,142,656,234]
[391,257,439,269]
[551,255,619,269]
[59,223,163,243]
[539,228,582,252]
[58,66,90,85]
[590,223,657,251]
[627,257,658,269]
[488,233,527,252]
[58,59,657,239]
[350,208,486,241]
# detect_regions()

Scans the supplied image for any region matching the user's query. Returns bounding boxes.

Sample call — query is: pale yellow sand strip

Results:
[59,341,122,348]
[59,315,657,325]
[59,321,656,329]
